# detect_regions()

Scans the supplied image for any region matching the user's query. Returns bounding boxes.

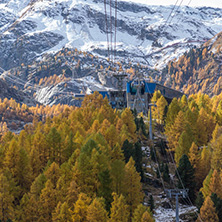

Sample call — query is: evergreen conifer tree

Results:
[98,169,112,212]
[195,191,204,213]
[176,154,196,202]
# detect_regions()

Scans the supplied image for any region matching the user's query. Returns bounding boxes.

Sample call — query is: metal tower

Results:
[113,73,127,109]
[165,189,188,222]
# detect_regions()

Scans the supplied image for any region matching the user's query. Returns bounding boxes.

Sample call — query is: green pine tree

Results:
[176,154,196,202]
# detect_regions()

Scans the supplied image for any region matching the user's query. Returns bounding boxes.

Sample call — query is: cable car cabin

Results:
[126,81,183,113]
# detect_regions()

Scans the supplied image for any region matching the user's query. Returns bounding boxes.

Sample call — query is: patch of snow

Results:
[145,172,153,177]
[154,204,197,222]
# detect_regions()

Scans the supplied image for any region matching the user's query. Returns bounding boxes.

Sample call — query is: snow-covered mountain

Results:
[1,0,222,71]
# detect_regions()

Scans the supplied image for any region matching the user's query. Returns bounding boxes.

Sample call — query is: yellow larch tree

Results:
[155,95,168,124]
[86,197,108,222]
[123,157,143,217]
[121,108,137,141]
[165,111,187,152]
[211,135,222,171]
[141,210,155,222]
[110,159,125,195]
[44,162,61,189]
[109,193,129,222]
[71,193,91,222]
[132,204,147,222]
[38,180,57,222]
[52,201,72,222]
[196,196,219,222]
[0,173,14,222]
[188,142,199,170]
[209,169,222,199]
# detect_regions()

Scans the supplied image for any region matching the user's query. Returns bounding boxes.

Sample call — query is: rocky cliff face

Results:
[0,78,38,106]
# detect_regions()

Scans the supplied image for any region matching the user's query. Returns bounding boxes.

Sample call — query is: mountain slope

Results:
[0,77,38,106]
[161,31,222,96]
[1,47,156,105]
[0,0,222,71]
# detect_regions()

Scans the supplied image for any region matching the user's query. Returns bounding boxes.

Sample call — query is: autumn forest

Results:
[1,90,222,221]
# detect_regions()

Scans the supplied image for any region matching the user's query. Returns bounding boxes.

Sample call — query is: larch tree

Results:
[175,130,194,165]
[196,108,215,146]
[44,162,61,189]
[4,139,32,197]
[16,193,38,222]
[188,142,202,189]
[29,173,47,198]
[216,100,222,125]
[111,143,124,161]
[110,159,125,195]
[209,169,222,199]
[18,130,29,152]
[90,119,100,133]
[154,95,168,124]
[71,193,91,222]
[211,124,222,144]
[86,197,108,222]
[210,193,222,222]
[4,139,20,179]
[211,135,222,171]
[38,180,57,222]
[16,148,32,195]
[115,118,124,134]
[66,180,80,209]
[132,204,147,222]
[188,142,199,170]
[198,146,211,185]
[151,90,161,103]
[165,111,188,152]
[109,193,129,222]
[141,210,155,222]
[63,131,76,162]
[29,145,42,179]
[52,201,72,222]
[32,130,48,167]
[47,127,62,164]
[124,157,143,217]
[184,108,198,139]
[201,169,213,199]
[121,108,137,141]
[99,119,111,136]
[197,196,219,222]
[104,124,118,148]
[165,97,181,130]
[180,95,188,109]
[0,173,14,222]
